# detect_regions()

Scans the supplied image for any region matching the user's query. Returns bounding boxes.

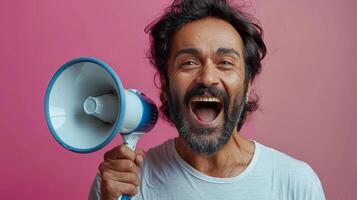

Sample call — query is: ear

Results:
[245,83,252,103]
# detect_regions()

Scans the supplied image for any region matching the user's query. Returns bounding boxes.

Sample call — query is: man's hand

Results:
[99,144,145,200]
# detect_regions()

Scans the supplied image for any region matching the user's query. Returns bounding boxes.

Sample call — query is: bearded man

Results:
[90,0,326,199]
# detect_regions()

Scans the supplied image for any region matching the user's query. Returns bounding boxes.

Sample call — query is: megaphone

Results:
[44,57,158,153]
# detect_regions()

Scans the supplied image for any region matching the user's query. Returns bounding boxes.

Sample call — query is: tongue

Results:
[194,107,217,122]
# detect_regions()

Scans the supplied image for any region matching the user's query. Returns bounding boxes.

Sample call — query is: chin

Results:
[179,124,232,155]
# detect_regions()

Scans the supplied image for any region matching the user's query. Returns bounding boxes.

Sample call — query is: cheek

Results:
[220,70,245,104]
[224,73,243,85]
[168,73,193,100]
[221,69,244,89]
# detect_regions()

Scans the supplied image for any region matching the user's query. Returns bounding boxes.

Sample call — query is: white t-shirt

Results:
[89,139,325,200]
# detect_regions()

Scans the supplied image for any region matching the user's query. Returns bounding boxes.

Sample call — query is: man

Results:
[90,0,325,199]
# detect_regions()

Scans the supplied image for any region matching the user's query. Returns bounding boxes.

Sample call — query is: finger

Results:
[101,179,138,198]
[135,154,144,167]
[101,179,121,200]
[99,159,141,174]
[134,149,145,166]
[135,148,146,157]
[102,193,118,200]
[101,169,140,186]
[101,191,119,200]
[104,145,136,161]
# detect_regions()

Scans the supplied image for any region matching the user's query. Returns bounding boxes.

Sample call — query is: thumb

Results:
[135,148,146,166]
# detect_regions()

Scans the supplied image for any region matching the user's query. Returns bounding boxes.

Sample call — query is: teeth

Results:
[191,96,221,102]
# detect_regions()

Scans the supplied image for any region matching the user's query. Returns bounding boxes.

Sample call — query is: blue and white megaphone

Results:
[44,57,158,153]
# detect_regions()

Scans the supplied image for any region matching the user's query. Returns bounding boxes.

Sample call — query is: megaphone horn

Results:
[44,57,158,153]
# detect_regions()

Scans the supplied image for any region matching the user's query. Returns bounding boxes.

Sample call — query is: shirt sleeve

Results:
[308,169,326,200]
[88,173,102,200]
[292,162,326,200]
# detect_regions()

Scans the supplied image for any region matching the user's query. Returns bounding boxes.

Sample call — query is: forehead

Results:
[170,17,244,54]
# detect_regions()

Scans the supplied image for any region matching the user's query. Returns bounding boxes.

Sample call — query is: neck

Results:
[175,132,255,178]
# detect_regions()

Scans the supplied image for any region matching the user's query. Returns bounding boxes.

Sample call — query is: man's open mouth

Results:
[189,96,223,124]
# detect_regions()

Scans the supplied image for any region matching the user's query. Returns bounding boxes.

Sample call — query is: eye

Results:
[179,60,200,69]
[182,61,197,66]
[218,60,235,69]
[221,60,233,65]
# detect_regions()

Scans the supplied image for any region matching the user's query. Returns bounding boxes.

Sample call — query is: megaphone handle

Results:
[119,133,144,200]
[119,142,134,200]
[121,194,131,200]
[119,140,133,200]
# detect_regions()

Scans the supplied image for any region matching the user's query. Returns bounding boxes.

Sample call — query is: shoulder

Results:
[140,138,179,187]
[145,138,176,164]
[259,142,317,178]
[256,142,325,199]
[141,138,177,172]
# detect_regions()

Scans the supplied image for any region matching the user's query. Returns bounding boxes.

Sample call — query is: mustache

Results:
[184,84,229,107]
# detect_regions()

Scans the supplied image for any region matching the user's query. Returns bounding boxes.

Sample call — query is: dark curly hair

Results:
[145,0,266,131]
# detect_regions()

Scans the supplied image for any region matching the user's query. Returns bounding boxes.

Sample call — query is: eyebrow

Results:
[216,47,240,58]
[174,48,200,59]
[173,47,240,59]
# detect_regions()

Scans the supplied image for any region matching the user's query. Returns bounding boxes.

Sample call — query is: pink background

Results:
[0,0,356,199]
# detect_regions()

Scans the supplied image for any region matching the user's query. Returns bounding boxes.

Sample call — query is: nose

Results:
[195,62,220,87]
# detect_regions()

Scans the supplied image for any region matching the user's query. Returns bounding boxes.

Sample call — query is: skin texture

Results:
[166,17,255,177]
[99,145,145,200]
[99,17,255,199]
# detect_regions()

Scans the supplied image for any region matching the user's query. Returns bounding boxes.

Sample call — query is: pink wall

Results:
[0,0,355,199]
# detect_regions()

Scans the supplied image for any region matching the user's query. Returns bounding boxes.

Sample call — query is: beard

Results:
[167,84,246,155]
